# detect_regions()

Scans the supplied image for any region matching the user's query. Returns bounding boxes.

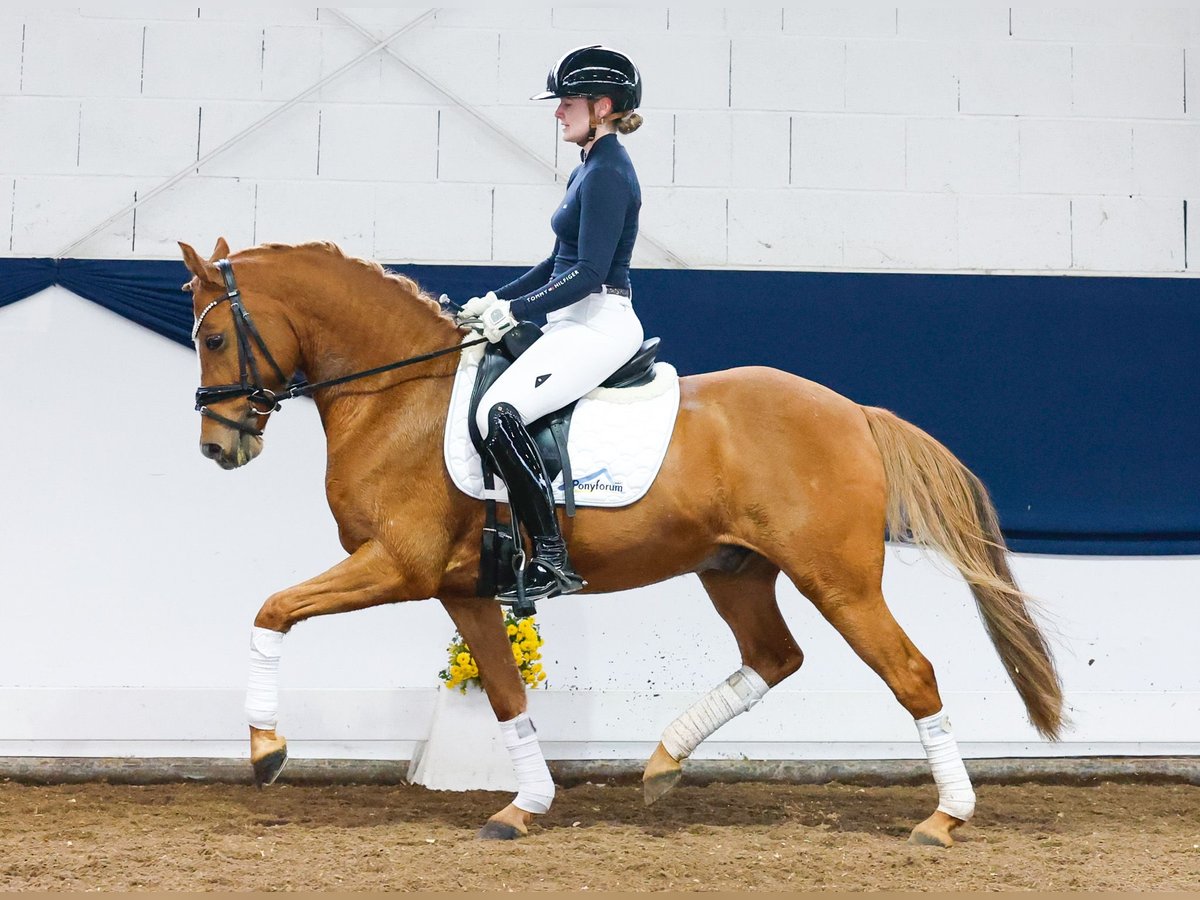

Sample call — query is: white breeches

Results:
[475,290,644,436]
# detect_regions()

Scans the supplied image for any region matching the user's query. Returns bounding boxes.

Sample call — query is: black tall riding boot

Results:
[484,403,585,601]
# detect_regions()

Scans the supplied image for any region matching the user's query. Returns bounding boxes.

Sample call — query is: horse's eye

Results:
[205,334,225,351]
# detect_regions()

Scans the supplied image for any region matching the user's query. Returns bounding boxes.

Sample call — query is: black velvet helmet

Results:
[532,45,642,113]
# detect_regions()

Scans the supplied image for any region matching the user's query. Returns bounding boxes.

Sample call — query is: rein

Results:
[193,258,484,436]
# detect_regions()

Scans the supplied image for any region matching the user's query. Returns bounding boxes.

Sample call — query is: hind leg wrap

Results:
[661,666,770,761]
[916,709,976,821]
[499,713,555,814]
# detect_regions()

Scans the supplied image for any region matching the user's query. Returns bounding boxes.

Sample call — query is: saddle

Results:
[467,321,660,604]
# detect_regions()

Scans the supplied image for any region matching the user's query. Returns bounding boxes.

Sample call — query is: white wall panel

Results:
[10,176,135,256]
[784,6,893,37]
[253,180,376,258]
[896,5,1009,39]
[841,192,958,269]
[437,107,557,185]
[958,42,1073,117]
[197,101,320,179]
[1018,120,1133,196]
[1,179,11,252]
[260,26,324,102]
[317,104,438,183]
[1010,7,1199,45]
[434,9,553,30]
[958,195,1072,271]
[550,8,667,33]
[1188,46,1199,121]
[673,112,732,187]
[1133,122,1200,196]
[0,21,23,94]
[1189,194,1198,272]
[732,36,844,111]
[620,115,674,187]
[379,27,502,108]
[0,97,79,175]
[133,177,257,259]
[665,9,727,33]
[491,183,564,265]
[731,112,791,187]
[374,183,493,262]
[845,40,960,114]
[78,99,199,177]
[637,34,733,110]
[141,22,265,101]
[195,9,319,25]
[497,32,564,108]
[19,19,144,98]
[85,5,198,22]
[906,117,1019,194]
[1072,196,1184,272]
[728,190,843,268]
[639,187,727,266]
[318,24,387,104]
[1072,45,1186,120]
[791,114,906,191]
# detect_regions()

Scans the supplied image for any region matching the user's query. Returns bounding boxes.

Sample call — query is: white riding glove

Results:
[455,291,497,326]
[479,297,517,343]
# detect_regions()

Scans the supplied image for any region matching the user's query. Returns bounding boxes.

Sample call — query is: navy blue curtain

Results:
[2,258,1196,555]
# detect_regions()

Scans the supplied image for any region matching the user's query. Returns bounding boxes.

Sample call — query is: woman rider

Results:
[458,45,646,603]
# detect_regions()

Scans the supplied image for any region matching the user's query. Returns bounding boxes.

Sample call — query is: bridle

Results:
[192,258,484,437]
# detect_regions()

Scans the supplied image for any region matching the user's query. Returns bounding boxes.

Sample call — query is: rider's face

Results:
[555,96,592,144]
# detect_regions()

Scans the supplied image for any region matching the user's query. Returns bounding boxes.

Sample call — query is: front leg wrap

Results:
[246,626,284,728]
[661,666,770,760]
[499,712,555,813]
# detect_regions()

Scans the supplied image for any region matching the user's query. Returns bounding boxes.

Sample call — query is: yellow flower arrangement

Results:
[439,612,547,693]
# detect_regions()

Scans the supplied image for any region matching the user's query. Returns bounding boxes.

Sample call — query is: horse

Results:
[181,237,1063,847]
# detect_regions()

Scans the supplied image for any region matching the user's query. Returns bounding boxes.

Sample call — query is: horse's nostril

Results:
[201,443,223,459]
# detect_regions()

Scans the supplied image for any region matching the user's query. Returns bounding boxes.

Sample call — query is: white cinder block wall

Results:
[1,6,1196,274]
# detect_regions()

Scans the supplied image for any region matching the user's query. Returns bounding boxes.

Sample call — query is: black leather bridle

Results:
[192,259,484,437]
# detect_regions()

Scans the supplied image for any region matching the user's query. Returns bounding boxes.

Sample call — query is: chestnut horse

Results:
[181,238,1063,847]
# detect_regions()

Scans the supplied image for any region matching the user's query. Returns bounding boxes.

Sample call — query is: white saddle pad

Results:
[444,344,680,508]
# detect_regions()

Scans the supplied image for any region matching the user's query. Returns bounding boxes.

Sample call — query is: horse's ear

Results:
[179,241,221,288]
[210,237,230,261]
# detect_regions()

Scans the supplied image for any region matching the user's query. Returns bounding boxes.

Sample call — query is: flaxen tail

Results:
[862,406,1065,740]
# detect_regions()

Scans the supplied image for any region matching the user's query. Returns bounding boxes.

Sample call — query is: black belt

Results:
[602,285,631,297]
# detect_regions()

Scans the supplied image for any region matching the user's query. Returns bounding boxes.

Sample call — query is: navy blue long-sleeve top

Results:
[496,134,641,319]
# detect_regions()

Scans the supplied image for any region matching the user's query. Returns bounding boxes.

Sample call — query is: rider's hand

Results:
[480,297,517,343]
[455,291,497,325]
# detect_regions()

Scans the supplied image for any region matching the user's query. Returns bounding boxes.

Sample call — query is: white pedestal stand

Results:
[406,686,517,791]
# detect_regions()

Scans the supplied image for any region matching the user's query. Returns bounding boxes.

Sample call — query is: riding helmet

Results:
[532,45,642,113]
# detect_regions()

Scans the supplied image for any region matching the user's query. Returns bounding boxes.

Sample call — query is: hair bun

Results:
[616,111,643,134]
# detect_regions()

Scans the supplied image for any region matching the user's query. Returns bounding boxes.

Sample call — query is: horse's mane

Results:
[252,241,447,319]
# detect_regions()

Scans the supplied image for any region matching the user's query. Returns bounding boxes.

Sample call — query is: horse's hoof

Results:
[252,748,288,788]
[643,768,682,806]
[642,742,682,806]
[908,811,962,848]
[249,727,288,788]
[477,820,524,841]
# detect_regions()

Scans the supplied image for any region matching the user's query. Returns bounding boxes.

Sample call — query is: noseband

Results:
[193,259,292,437]
[193,259,485,437]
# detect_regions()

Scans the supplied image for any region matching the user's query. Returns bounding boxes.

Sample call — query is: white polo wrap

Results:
[915,709,976,821]
[498,712,555,814]
[245,626,284,730]
[661,665,770,761]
